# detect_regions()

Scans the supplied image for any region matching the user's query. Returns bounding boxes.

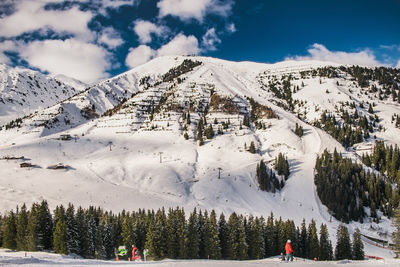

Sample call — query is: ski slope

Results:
[0,56,399,258]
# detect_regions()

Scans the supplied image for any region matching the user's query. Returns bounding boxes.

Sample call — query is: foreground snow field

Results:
[0,249,398,267]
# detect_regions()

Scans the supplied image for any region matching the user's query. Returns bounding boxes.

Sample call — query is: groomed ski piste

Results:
[0,248,398,267]
[0,56,399,262]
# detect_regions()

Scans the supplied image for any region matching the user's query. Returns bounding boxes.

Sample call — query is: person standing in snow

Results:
[132,245,141,261]
[285,240,294,261]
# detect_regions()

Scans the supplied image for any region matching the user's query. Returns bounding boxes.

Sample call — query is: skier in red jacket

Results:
[285,240,294,261]
[132,245,141,261]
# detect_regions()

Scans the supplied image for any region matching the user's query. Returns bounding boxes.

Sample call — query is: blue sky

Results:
[0,0,399,83]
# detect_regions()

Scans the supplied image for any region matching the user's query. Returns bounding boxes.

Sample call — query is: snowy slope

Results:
[0,56,399,258]
[0,249,399,267]
[0,64,85,126]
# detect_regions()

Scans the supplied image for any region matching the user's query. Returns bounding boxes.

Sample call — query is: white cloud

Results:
[157,0,232,22]
[101,0,135,9]
[0,40,17,64]
[287,43,383,66]
[0,1,94,41]
[19,39,111,83]
[157,34,199,57]
[380,44,400,51]
[125,33,200,69]
[227,23,236,33]
[125,45,156,69]
[97,0,140,15]
[98,27,124,49]
[201,28,221,51]
[133,20,166,44]
[397,60,400,68]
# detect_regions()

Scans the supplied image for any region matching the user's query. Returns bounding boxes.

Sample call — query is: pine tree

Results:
[165,207,187,259]
[145,219,157,259]
[262,213,274,257]
[218,213,229,259]
[256,160,271,191]
[0,215,3,247]
[133,210,146,252]
[294,123,304,137]
[198,136,204,146]
[176,208,188,259]
[186,112,191,124]
[76,207,90,258]
[394,206,400,257]
[86,207,99,258]
[154,208,168,258]
[307,219,319,259]
[203,210,221,259]
[243,115,250,127]
[65,204,78,254]
[318,224,333,260]
[16,204,29,251]
[53,217,68,254]
[27,203,39,251]
[352,228,364,260]
[121,214,135,256]
[236,216,248,260]
[166,208,178,258]
[273,217,283,256]
[3,211,17,250]
[37,200,53,250]
[248,217,264,259]
[103,216,114,259]
[275,153,290,180]
[249,141,256,154]
[95,220,106,259]
[297,219,307,258]
[335,225,352,260]
[368,103,374,114]
[226,212,239,259]
[187,209,200,259]
[197,210,206,258]
[197,118,203,140]
[205,124,214,139]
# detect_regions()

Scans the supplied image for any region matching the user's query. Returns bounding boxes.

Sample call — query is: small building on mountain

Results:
[60,134,72,141]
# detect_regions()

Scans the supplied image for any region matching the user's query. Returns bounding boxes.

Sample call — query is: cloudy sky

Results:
[0,0,399,83]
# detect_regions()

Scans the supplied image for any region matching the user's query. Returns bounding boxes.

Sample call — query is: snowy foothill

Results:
[0,56,400,260]
[0,249,399,267]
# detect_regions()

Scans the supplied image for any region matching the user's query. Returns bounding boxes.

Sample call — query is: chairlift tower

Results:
[159,152,163,163]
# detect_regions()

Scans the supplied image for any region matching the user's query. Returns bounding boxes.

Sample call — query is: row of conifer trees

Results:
[315,149,399,223]
[0,201,364,261]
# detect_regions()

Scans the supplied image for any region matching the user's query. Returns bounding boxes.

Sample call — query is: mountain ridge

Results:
[0,63,86,126]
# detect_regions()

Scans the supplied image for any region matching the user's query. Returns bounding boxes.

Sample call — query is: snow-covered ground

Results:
[0,249,398,267]
[0,56,399,259]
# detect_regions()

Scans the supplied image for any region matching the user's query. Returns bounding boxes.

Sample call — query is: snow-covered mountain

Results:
[0,56,399,258]
[0,64,86,126]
